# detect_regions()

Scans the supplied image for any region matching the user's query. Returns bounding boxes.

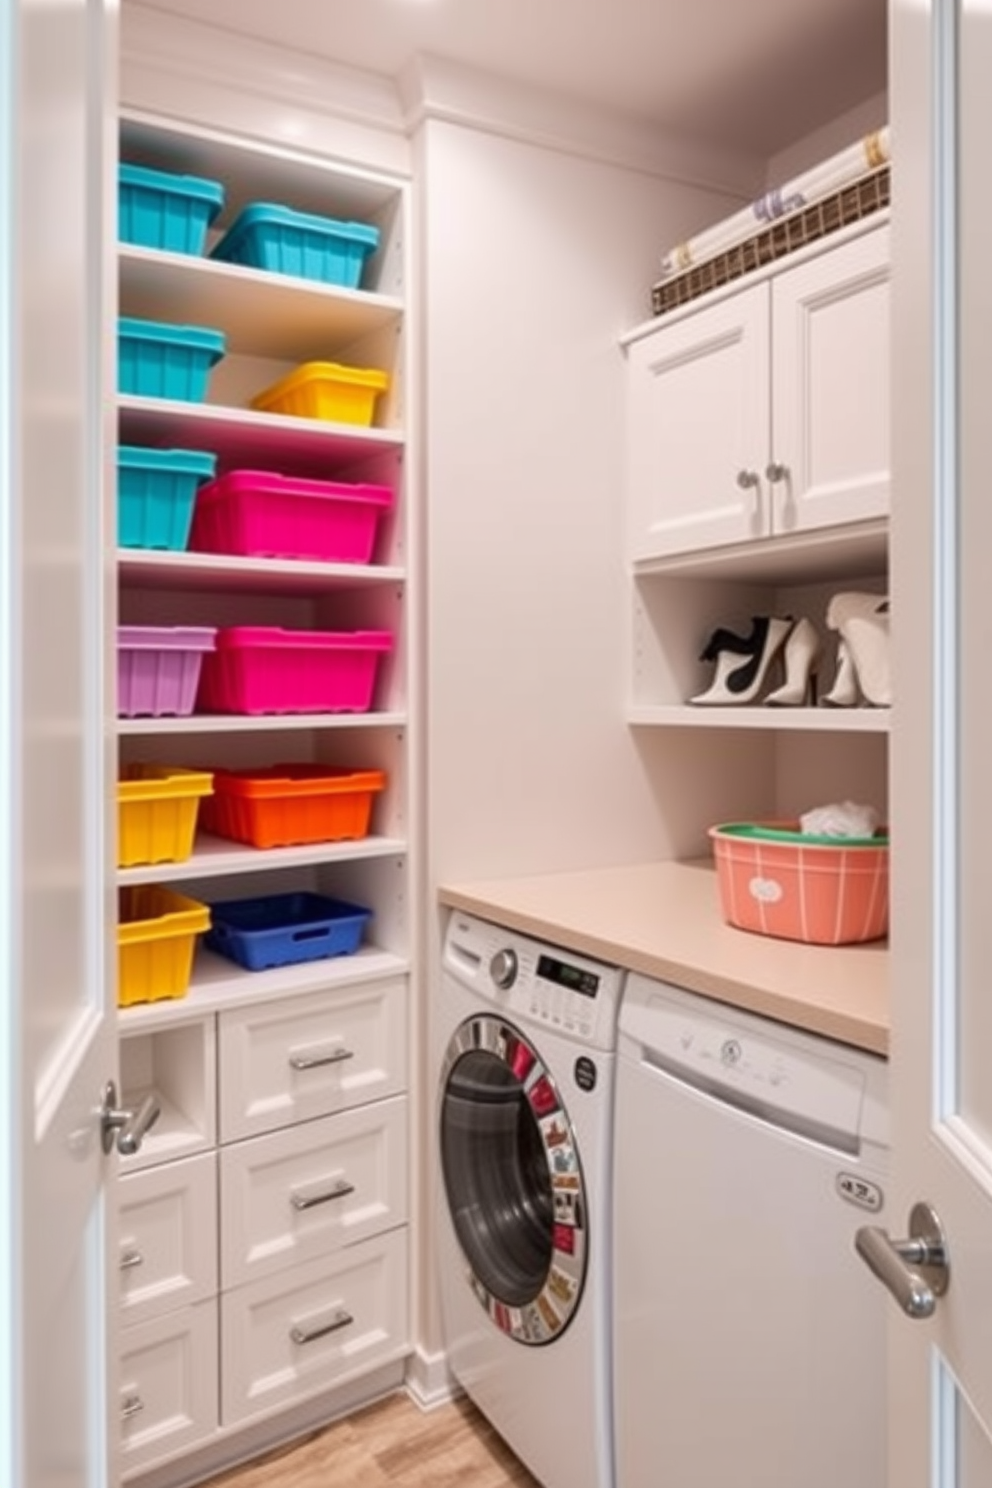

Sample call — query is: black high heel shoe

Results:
[689,615,794,705]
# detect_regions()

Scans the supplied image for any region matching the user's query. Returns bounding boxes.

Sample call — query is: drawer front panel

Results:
[118,1152,217,1325]
[220,1227,408,1426]
[119,1299,219,1476]
[220,1095,408,1287]
[218,977,407,1141]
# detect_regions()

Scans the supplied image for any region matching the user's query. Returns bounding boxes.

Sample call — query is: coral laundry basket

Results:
[709,821,889,946]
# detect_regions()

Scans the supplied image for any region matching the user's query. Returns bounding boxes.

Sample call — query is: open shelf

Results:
[116,944,409,1033]
[118,833,407,886]
[632,518,887,586]
[118,395,404,469]
[628,704,890,732]
[119,244,402,361]
[118,550,405,595]
[118,712,407,736]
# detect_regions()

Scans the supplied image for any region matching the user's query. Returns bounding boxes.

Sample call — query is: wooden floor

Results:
[200,1391,543,1488]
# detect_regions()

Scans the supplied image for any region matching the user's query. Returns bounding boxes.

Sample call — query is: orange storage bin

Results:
[117,764,213,867]
[709,821,889,946]
[200,764,386,849]
[118,886,210,1007]
[250,360,389,426]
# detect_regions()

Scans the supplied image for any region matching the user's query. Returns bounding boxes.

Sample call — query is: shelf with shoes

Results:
[629,569,891,732]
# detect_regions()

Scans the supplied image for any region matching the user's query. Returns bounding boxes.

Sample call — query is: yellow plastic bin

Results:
[118,886,211,1008]
[250,361,390,426]
[118,765,214,867]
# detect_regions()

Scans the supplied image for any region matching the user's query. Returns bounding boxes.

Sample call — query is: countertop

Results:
[438,859,889,1056]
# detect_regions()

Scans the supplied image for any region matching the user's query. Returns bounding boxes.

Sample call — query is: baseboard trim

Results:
[404,1344,458,1411]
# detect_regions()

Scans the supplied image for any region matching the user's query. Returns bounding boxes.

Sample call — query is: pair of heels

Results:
[689,594,890,708]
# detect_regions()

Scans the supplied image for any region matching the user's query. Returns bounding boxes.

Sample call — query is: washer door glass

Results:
[439,1014,587,1345]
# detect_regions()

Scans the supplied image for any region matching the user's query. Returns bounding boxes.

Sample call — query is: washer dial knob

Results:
[489,948,518,989]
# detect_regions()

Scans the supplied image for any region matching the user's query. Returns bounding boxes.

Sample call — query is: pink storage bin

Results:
[118,626,217,718]
[196,627,393,715]
[189,470,393,564]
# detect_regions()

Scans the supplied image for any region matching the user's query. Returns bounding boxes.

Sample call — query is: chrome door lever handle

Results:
[100,1081,161,1157]
[855,1200,950,1319]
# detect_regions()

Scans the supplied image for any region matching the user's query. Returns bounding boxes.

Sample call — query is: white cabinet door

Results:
[772,224,890,536]
[119,1300,219,1476]
[626,285,770,562]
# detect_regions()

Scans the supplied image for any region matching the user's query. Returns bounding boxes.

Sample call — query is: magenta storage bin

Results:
[189,470,393,564]
[118,626,217,718]
[196,627,393,715]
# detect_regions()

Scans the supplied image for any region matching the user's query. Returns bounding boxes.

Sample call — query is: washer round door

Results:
[439,1013,587,1346]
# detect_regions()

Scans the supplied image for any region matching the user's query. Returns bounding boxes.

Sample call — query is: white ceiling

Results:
[136,0,887,159]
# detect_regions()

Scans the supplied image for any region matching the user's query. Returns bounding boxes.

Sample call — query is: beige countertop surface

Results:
[438,859,890,1056]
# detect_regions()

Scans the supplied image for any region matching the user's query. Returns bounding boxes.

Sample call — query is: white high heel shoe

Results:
[824,593,891,707]
[820,639,859,707]
[689,615,794,705]
[764,616,821,706]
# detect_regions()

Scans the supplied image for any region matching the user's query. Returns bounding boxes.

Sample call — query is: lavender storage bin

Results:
[118,626,217,718]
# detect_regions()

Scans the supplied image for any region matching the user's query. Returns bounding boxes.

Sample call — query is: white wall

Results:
[765,89,888,187]
[422,119,747,890]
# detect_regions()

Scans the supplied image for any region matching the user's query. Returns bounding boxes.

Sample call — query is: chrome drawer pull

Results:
[288,1048,354,1072]
[121,1394,144,1421]
[290,1178,355,1212]
[119,1248,144,1271]
[290,1307,354,1346]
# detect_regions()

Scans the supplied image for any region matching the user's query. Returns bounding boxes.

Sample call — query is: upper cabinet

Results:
[625,219,890,566]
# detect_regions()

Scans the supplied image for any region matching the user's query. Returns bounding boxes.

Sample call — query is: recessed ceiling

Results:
[133,0,887,160]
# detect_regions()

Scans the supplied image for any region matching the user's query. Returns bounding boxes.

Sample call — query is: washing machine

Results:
[436,909,625,1488]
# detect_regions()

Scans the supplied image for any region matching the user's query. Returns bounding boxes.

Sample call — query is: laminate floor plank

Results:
[200,1392,543,1488]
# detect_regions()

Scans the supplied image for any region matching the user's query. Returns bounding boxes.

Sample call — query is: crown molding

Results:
[121,4,412,176]
[398,53,765,199]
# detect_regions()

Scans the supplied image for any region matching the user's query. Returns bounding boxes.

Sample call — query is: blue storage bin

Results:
[205,892,372,972]
[119,163,224,255]
[211,203,380,289]
[118,317,226,402]
[118,447,218,551]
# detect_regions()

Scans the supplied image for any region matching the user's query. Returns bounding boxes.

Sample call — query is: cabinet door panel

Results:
[220,1228,408,1426]
[218,977,408,1142]
[118,1152,218,1327]
[220,1095,408,1287]
[627,286,770,561]
[772,224,890,534]
[119,1300,219,1476]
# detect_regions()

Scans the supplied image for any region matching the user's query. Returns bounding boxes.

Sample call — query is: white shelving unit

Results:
[115,113,413,1484]
[623,217,892,841]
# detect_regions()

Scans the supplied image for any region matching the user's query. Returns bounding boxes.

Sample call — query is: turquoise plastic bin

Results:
[118,317,226,402]
[119,163,224,255]
[117,447,218,551]
[211,203,380,288]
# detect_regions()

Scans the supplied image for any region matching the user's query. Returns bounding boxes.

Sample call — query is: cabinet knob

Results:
[765,461,789,483]
[735,469,760,490]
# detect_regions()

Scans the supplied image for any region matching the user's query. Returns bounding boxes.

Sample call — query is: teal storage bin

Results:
[119,163,224,255]
[118,447,218,551]
[211,203,380,288]
[118,317,226,402]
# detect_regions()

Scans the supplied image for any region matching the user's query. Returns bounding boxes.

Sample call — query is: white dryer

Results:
[436,910,624,1488]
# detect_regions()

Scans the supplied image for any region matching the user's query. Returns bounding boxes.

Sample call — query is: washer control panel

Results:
[444,911,625,1051]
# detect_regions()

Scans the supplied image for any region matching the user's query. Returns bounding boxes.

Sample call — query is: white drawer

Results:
[220,1095,408,1288]
[119,1299,218,1476]
[118,1152,217,1326]
[218,977,407,1142]
[220,1227,408,1427]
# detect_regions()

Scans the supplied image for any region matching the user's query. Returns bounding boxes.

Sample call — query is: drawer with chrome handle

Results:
[119,1298,218,1474]
[219,1095,407,1287]
[218,976,408,1142]
[118,1151,217,1325]
[220,1226,409,1426]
